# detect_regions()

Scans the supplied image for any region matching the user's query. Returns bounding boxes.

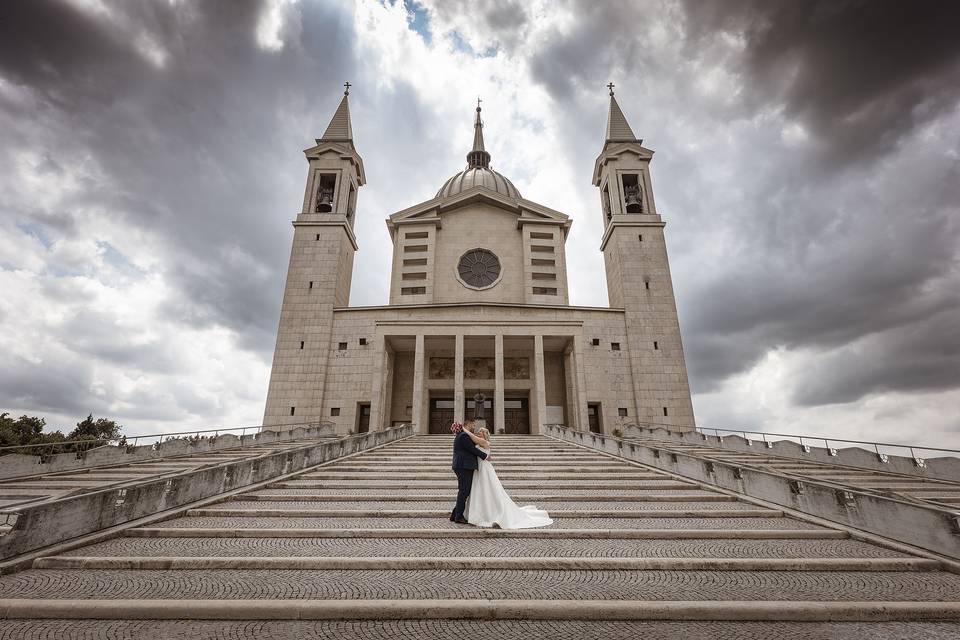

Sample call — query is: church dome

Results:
[437,166,521,199]
[437,101,521,201]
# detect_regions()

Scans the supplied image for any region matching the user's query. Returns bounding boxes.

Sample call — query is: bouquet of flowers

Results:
[450,421,464,434]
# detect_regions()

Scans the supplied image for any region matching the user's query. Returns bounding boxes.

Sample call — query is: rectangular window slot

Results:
[532,287,557,295]
[653,341,658,350]
[401,286,426,295]
[591,338,600,346]
[290,406,296,416]
[530,245,554,253]
[618,408,628,417]
[644,281,650,290]
[315,233,320,241]
[529,231,554,239]
[638,234,643,242]
[308,281,314,289]
[663,407,669,417]
[331,407,340,416]
[359,338,367,346]
[531,258,555,267]
[300,341,305,350]
[402,271,427,280]
[403,258,428,267]
[611,342,621,351]
[404,244,428,253]
[531,272,556,280]
[338,342,348,350]
[405,231,429,239]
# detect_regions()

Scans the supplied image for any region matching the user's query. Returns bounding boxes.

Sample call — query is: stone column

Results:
[412,334,425,434]
[368,334,387,431]
[563,345,577,429]
[494,334,505,434]
[454,334,465,424]
[533,335,546,435]
[572,336,590,432]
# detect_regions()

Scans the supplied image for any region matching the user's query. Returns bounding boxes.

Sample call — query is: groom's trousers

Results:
[452,468,474,521]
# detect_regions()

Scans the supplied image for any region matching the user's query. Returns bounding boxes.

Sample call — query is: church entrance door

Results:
[429,398,455,434]
[503,398,530,434]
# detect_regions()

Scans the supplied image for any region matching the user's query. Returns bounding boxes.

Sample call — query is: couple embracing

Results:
[450,419,553,529]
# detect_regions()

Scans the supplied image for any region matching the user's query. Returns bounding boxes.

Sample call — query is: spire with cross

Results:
[607,82,615,96]
[343,81,351,96]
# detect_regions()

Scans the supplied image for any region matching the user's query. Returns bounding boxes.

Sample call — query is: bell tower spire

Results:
[592,82,695,431]
[466,98,491,169]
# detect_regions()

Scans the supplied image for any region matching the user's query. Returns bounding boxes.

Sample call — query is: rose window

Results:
[457,248,501,289]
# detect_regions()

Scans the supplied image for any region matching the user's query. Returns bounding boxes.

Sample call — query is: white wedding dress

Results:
[464,447,553,529]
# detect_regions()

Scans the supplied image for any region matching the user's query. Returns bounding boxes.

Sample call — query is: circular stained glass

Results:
[457,248,501,289]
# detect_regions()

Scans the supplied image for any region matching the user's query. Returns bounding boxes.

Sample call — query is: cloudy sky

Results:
[1,0,958,449]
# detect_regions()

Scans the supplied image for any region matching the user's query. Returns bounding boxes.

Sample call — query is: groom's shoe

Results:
[454,517,469,524]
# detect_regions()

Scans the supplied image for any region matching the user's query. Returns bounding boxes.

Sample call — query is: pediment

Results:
[303,141,366,185]
[592,141,654,185]
[387,186,570,238]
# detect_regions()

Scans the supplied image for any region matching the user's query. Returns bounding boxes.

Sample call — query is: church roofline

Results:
[332,301,626,314]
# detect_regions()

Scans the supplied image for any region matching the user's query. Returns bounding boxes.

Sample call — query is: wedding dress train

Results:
[464,447,553,529]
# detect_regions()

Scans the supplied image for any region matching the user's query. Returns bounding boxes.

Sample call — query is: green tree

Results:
[0,413,47,447]
[68,414,123,443]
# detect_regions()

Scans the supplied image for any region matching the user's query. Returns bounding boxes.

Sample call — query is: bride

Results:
[461,426,553,529]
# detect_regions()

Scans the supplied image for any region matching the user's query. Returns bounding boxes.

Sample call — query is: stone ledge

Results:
[31,556,942,572]
[1,599,959,622]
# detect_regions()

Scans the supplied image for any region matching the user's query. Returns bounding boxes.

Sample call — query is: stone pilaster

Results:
[412,335,425,433]
[533,335,546,435]
[454,334,465,424]
[494,334,505,434]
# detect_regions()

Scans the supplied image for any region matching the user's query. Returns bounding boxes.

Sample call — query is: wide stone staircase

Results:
[1,435,959,638]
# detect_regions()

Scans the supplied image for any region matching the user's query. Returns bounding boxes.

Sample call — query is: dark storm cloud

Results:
[524,0,960,407]
[682,0,960,166]
[0,0,357,355]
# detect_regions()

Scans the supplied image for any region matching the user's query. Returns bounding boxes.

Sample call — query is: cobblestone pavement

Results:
[4,568,959,601]
[3,434,959,637]
[142,514,824,529]
[59,536,905,559]
[1,620,959,640]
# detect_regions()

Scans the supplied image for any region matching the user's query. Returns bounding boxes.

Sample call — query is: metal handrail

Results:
[691,426,960,459]
[0,420,332,456]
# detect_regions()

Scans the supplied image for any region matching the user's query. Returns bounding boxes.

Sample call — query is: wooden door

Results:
[587,403,601,433]
[503,398,529,434]
[429,398,455,434]
[357,404,370,433]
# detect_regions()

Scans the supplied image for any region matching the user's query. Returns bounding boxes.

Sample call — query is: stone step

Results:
[299,473,669,480]
[52,536,902,560]
[235,493,732,502]
[1,569,957,602]
[187,507,779,519]
[32,556,940,572]
[2,619,958,639]
[127,527,836,540]
[275,479,693,488]
[145,515,816,532]
[268,480,698,490]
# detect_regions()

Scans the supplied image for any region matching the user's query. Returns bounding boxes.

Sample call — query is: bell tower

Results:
[263,83,365,428]
[593,84,695,430]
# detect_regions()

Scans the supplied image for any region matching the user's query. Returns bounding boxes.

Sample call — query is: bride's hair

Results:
[478,427,491,441]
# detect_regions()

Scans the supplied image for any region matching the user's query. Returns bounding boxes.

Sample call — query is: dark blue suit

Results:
[451,431,488,521]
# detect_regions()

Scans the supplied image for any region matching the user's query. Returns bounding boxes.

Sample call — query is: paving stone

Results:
[2,568,959,601]
[150,515,822,530]
[57,537,909,559]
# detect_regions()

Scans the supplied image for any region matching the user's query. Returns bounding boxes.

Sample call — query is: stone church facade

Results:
[263,86,695,435]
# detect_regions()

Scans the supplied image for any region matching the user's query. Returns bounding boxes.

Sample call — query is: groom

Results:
[450,419,489,524]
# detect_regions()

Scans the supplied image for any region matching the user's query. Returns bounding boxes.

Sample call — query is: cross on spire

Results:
[343,81,351,96]
[477,96,482,110]
[607,82,615,96]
